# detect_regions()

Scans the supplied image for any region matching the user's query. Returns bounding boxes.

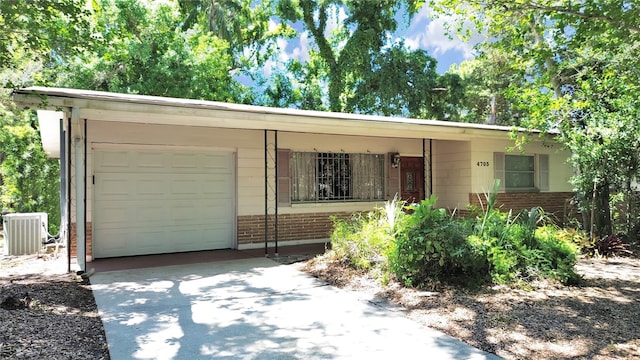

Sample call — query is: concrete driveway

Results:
[91,257,500,359]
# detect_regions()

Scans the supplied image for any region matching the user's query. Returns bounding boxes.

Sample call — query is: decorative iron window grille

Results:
[291,152,385,202]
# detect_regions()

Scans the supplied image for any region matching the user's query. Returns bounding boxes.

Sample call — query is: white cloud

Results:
[324,5,347,37]
[276,37,290,62]
[291,32,311,62]
[403,6,481,60]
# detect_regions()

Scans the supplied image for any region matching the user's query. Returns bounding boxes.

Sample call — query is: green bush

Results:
[389,196,485,287]
[532,226,581,284]
[329,186,581,288]
[330,197,405,271]
[469,197,580,284]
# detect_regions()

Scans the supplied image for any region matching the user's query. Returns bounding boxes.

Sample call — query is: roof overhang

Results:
[36,110,63,158]
[14,87,549,142]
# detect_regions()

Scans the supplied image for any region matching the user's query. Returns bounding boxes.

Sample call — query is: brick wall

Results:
[69,222,92,257]
[67,213,350,257]
[468,192,575,223]
[237,212,352,246]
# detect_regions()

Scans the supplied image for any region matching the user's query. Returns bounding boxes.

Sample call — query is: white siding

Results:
[73,122,430,221]
[433,140,472,209]
[470,139,573,193]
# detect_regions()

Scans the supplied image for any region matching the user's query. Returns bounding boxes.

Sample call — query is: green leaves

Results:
[431,0,640,238]
[0,103,60,233]
[57,0,248,102]
[0,0,91,73]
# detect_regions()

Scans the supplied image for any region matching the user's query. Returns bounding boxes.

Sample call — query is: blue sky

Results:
[264,6,481,76]
[398,6,481,73]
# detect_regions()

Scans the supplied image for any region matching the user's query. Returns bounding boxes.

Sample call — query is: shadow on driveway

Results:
[91,258,499,359]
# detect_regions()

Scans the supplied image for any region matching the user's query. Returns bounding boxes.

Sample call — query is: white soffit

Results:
[36,110,62,158]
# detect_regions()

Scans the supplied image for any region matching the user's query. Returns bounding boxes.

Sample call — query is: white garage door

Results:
[93,149,235,258]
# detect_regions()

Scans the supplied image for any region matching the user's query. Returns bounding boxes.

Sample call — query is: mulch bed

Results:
[0,255,109,360]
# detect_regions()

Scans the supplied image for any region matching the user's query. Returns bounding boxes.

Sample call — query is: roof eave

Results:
[12,87,552,141]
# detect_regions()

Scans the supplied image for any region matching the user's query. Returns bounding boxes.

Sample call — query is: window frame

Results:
[494,152,549,192]
[289,151,386,203]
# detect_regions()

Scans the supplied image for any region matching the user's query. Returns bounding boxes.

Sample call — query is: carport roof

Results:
[13,86,545,142]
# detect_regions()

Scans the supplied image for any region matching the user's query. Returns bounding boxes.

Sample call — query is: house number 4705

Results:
[477,161,490,167]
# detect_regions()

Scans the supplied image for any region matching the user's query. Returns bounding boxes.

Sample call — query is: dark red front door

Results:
[400,157,424,203]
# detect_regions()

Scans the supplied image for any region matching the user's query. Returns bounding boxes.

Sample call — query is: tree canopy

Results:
[274,0,458,116]
[56,0,249,102]
[0,0,91,88]
[430,0,640,237]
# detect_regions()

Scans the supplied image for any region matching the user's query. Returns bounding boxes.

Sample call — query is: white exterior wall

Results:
[433,140,471,209]
[67,119,573,223]
[69,122,428,221]
[71,121,263,222]
[470,138,573,193]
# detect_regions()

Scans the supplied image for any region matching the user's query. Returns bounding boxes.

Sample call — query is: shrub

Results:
[389,196,484,287]
[556,227,593,253]
[532,226,581,284]
[592,234,632,257]
[330,197,405,271]
[330,183,582,288]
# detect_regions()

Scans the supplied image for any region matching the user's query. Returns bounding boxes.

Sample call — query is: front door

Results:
[400,157,424,203]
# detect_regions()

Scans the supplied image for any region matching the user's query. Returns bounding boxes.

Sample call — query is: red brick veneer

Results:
[237,212,352,246]
[469,192,575,222]
[69,222,92,257]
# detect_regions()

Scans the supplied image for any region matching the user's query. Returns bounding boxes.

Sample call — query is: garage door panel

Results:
[136,178,166,196]
[136,204,169,225]
[170,179,200,196]
[94,204,133,227]
[96,151,131,170]
[94,149,234,258]
[94,229,132,258]
[202,153,233,170]
[98,178,132,197]
[137,152,166,169]
[169,202,200,222]
[203,178,232,195]
[169,228,232,251]
[171,153,198,169]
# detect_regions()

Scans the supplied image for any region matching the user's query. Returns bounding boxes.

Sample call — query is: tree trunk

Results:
[328,67,343,112]
[593,177,613,238]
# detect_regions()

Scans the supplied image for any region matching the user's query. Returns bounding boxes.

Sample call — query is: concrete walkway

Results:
[91,258,500,359]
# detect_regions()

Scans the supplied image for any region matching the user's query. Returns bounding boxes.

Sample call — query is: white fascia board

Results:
[14,87,544,141]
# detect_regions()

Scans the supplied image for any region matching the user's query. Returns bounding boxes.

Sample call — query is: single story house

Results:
[13,87,574,272]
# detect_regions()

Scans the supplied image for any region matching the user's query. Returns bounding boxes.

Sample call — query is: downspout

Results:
[264,130,268,257]
[83,119,87,269]
[429,139,433,197]
[274,131,278,256]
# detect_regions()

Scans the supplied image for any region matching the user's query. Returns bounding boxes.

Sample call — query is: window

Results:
[494,153,549,192]
[505,155,535,189]
[291,152,385,202]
